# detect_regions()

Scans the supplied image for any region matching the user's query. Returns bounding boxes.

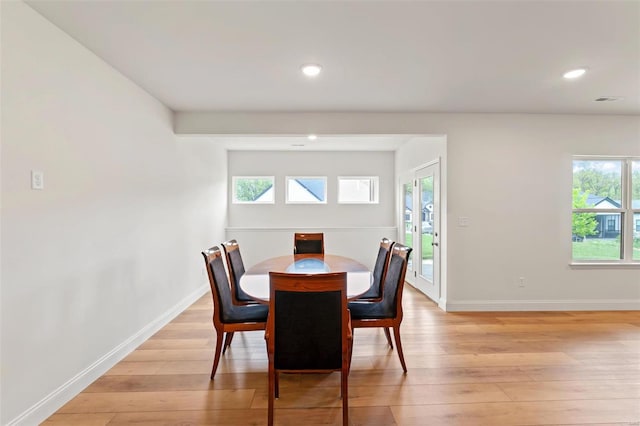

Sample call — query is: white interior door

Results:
[405,163,440,303]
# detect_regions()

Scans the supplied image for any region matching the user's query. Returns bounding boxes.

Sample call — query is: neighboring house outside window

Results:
[286,176,327,204]
[572,157,640,263]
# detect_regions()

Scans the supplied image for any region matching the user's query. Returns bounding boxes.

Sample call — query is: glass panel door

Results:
[411,163,440,303]
[403,180,414,273]
[419,175,434,282]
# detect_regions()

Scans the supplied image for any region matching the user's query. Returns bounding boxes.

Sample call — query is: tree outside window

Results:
[232,177,274,203]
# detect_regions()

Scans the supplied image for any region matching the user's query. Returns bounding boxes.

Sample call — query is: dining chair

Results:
[266,271,351,426]
[348,243,412,373]
[293,232,324,254]
[201,246,268,379]
[353,238,394,302]
[221,239,259,305]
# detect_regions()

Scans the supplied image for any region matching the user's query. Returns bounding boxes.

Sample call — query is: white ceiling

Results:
[25,0,639,117]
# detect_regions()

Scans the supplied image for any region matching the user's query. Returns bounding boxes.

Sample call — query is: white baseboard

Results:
[445,299,640,312]
[7,285,209,426]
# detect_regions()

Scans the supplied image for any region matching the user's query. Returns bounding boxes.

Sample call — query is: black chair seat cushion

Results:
[223,303,269,324]
[348,300,394,320]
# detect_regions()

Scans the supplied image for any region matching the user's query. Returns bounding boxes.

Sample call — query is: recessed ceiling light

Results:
[563,68,587,79]
[301,64,322,77]
[307,134,318,140]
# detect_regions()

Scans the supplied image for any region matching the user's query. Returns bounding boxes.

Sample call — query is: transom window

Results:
[572,157,640,263]
[338,176,379,204]
[232,176,274,204]
[286,176,327,204]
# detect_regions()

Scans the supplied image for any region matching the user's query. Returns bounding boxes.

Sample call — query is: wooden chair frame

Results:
[202,246,267,379]
[293,232,325,254]
[351,243,412,373]
[266,271,351,426]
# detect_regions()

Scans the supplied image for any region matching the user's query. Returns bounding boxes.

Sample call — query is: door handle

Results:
[432,242,438,247]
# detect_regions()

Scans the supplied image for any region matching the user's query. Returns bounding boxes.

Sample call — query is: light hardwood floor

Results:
[45,285,640,425]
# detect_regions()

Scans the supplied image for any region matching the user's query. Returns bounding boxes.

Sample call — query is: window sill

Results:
[570,262,640,269]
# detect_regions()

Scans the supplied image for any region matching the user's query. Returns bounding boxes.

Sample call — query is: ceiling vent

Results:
[594,97,623,102]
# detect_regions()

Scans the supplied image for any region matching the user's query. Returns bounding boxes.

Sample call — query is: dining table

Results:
[239,253,372,302]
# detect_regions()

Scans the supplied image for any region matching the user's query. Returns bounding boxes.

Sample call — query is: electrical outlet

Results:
[518,277,525,287]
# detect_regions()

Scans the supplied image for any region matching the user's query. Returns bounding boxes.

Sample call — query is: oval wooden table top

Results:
[240,254,372,302]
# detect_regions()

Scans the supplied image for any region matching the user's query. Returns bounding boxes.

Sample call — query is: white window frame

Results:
[285,176,327,204]
[337,176,380,204]
[571,156,639,266]
[231,176,275,204]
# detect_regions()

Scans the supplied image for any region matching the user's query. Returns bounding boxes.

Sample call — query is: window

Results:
[232,176,274,204]
[572,157,640,263]
[338,176,379,204]
[286,176,327,204]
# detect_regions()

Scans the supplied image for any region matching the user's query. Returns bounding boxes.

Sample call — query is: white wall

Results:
[440,114,640,310]
[177,112,640,311]
[0,3,227,424]
[227,150,396,268]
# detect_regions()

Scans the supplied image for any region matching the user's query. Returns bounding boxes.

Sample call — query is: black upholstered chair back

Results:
[228,249,245,280]
[359,238,394,299]
[274,289,342,369]
[222,240,255,303]
[378,252,406,317]
[267,271,348,370]
[204,248,233,323]
[293,232,324,254]
[266,271,351,425]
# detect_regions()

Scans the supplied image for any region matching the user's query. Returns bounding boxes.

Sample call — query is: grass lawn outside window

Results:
[572,238,640,261]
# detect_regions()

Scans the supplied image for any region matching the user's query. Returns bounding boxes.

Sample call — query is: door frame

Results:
[399,158,446,310]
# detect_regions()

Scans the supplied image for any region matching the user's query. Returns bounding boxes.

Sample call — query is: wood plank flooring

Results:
[44,286,640,425]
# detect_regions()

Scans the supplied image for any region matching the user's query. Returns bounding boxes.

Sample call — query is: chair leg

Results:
[222,332,234,354]
[383,327,393,349]
[341,369,349,426]
[211,330,224,380]
[392,325,407,373]
[268,364,275,426]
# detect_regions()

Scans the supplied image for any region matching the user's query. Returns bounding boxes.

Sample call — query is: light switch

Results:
[31,170,44,190]
[458,216,470,227]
